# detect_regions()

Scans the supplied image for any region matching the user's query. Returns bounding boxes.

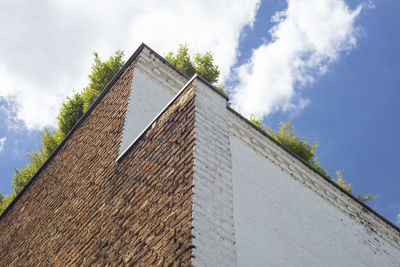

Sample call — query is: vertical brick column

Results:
[192,78,237,266]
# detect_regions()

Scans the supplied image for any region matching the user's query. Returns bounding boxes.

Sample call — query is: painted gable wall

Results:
[1,43,399,266]
[228,110,400,266]
[118,47,187,157]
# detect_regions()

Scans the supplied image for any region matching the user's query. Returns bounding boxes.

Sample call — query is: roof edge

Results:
[0,43,150,219]
[195,74,229,100]
[227,105,400,234]
[142,44,229,100]
[141,43,190,80]
[0,43,227,220]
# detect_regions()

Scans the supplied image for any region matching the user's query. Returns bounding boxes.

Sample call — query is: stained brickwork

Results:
[0,59,196,266]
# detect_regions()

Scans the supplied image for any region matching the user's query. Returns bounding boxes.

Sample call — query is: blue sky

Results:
[0,0,399,226]
[234,0,400,225]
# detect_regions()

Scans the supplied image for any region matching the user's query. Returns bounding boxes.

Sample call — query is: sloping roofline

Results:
[227,106,400,233]
[0,43,225,219]
[1,43,399,236]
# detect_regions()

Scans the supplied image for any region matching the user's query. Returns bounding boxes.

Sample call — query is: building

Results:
[0,43,399,266]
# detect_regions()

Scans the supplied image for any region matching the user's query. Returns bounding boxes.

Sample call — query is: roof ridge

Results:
[0,43,228,220]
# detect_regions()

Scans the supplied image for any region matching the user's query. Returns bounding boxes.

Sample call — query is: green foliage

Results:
[165,45,196,78]
[0,193,15,213]
[250,116,317,164]
[0,50,125,213]
[272,121,317,163]
[57,93,85,137]
[165,44,221,84]
[41,129,62,158]
[0,44,375,216]
[193,52,220,84]
[82,50,125,110]
[250,114,267,131]
[311,160,331,178]
[335,171,352,193]
[335,171,377,202]
[249,114,375,202]
[12,152,45,194]
[11,129,62,197]
[357,193,376,202]
[216,85,230,97]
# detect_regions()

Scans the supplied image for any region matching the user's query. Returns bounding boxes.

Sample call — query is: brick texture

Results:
[0,60,196,266]
[191,81,236,266]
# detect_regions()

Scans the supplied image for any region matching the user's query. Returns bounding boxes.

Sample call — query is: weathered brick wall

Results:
[118,47,187,157]
[0,60,196,266]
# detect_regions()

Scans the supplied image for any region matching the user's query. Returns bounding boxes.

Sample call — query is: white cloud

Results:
[396,213,400,226]
[0,0,260,130]
[0,137,6,152]
[233,0,363,118]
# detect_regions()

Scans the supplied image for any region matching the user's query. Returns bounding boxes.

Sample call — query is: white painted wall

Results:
[229,112,400,267]
[192,79,237,266]
[116,45,400,266]
[118,48,186,157]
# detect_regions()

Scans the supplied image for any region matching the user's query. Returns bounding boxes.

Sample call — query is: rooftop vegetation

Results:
[0,45,375,214]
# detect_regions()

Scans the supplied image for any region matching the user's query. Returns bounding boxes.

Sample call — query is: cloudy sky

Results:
[0,0,399,226]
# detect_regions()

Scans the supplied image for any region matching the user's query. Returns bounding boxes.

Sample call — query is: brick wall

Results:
[118,47,187,157]
[0,59,196,266]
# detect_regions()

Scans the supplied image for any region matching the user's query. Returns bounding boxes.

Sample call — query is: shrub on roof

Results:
[249,115,376,202]
[0,45,375,214]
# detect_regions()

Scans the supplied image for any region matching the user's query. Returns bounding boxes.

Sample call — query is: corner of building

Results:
[191,76,237,266]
